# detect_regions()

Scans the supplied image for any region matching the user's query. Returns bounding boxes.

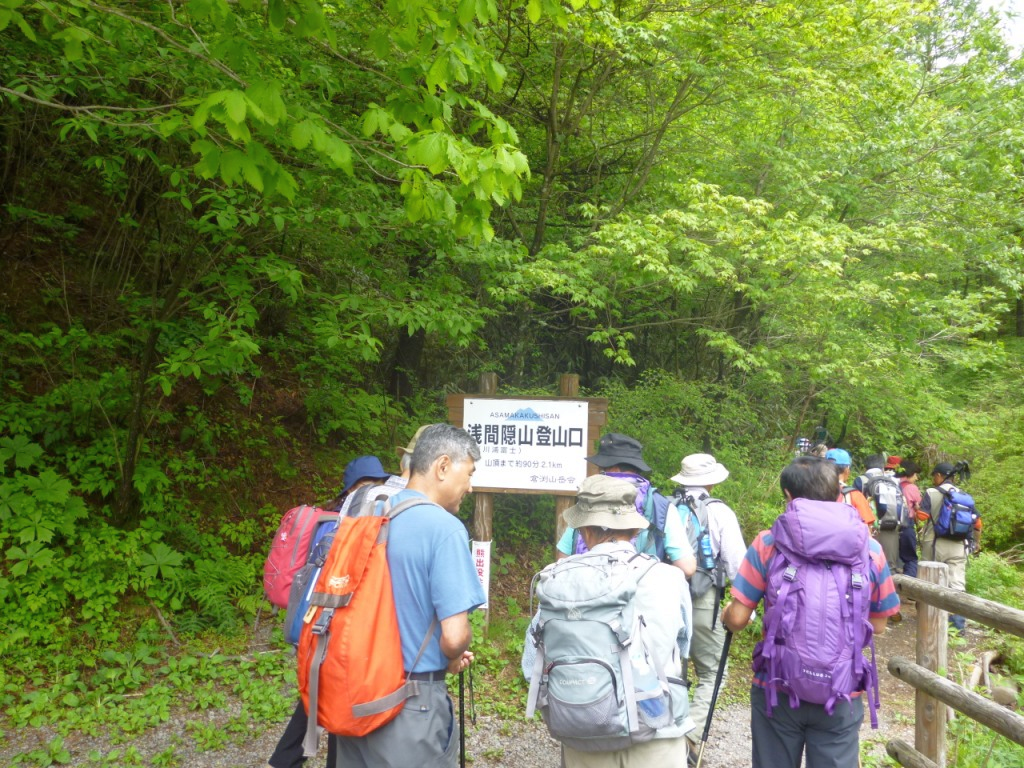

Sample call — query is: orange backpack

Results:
[296,494,438,754]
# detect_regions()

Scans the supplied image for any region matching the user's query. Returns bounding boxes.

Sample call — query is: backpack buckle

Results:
[851,573,864,590]
[783,566,798,582]
[312,607,334,636]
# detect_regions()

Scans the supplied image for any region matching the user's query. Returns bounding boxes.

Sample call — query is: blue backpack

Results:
[934,487,977,540]
[283,517,338,645]
[282,483,405,645]
[754,499,880,728]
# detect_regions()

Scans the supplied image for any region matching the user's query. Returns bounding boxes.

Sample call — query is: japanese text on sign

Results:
[463,398,590,492]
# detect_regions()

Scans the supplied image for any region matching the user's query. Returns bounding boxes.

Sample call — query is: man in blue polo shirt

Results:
[334,424,486,768]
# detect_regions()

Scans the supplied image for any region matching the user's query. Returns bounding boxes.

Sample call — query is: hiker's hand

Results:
[447,651,473,674]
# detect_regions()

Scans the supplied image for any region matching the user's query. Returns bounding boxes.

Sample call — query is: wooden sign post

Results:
[472,372,497,544]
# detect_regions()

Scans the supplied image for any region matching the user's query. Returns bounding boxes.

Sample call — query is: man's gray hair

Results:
[409,424,481,475]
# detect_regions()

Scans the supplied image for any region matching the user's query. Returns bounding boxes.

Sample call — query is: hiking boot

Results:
[890,611,903,623]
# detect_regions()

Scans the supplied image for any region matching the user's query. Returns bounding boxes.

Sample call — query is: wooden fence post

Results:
[916,561,949,767]
[553,374,579,543]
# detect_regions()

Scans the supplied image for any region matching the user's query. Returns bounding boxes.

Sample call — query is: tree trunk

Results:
[116,321,162,524]
[389,328,426,408]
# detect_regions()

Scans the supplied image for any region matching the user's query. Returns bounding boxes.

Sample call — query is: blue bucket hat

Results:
[825,448,852,468]
[342,455,390,494]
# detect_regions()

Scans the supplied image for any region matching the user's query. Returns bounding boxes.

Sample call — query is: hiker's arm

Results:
[672,554,697,578]
[721,599,755,633]
[870,616,888,636]
[440,612,473,673]
[554,527,574,560]
[663,505,697,577]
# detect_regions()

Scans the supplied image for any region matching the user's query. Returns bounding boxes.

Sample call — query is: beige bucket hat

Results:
[671,453,729,487]
[396,425,429,458]
[562,474,649,531]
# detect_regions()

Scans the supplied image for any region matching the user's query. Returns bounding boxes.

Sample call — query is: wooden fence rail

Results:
[894,575,1024,637]
[887,656,1024,744]
[886,565,1024,767]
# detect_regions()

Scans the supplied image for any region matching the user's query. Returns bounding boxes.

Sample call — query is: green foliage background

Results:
[1,0,1024,761]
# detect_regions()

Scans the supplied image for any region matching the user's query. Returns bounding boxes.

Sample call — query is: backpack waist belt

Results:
[406,669,447,681]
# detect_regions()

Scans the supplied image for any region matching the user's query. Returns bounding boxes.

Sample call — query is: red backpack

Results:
[264,505,337,609]
[296,494,438,755]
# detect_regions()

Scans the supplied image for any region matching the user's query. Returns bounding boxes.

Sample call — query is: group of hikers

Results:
[264,424,982,768]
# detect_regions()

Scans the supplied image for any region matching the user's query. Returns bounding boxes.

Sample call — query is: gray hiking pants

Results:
[750,685,863,768]
[562,735,688,767]
[684,587,727,745]
[875,527,900,575]
[922,535,969,630]
[333,680,458,768]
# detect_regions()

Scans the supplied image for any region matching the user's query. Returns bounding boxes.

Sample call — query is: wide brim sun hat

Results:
[671,453,729,486]
[585,432,651,473]
[562,474,649,531]
[342,455,390,493]
[396,425,429,458]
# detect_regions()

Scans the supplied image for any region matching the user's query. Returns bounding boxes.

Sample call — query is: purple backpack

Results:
[753,498,880,728]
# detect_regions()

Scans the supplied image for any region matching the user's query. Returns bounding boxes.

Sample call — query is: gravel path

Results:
[2,601,964,767]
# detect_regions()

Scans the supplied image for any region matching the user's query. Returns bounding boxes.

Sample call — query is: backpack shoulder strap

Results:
[626,551,662,581]
[385,495,435,519]
[680,491,718,533]
[692,494,718,526]
[932,484,954,511]
[646,488,664,527]
[352,615,439,718]
[646,491,669,561]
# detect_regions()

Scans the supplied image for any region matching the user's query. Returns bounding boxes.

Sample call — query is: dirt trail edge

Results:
[3,600,985,767]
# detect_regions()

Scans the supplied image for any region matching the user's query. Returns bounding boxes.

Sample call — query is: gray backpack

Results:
[674,491,726,600]
[524,550,686,752]
[863,474,909,531]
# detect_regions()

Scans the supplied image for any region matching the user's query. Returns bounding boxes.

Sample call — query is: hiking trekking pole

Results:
[459,669,466,768]
[694,630,732,768]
